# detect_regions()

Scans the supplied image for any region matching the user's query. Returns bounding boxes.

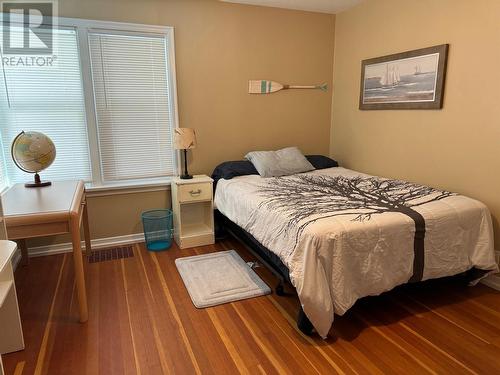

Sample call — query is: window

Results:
[0,27,92,185]
[0,17,178,190]
[88,31,175,182]
[0,135,7,192]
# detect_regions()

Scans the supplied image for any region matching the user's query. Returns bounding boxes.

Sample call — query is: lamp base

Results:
[180,174,193,180]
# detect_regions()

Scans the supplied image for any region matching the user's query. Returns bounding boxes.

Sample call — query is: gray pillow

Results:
[245,147,315,177]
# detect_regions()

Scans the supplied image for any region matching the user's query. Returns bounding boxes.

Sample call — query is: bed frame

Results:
[215,210,314,335]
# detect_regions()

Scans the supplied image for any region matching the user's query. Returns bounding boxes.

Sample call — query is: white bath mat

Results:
[175,250,271,308]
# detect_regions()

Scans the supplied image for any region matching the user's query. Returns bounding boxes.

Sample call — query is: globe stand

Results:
[25,173,52,188]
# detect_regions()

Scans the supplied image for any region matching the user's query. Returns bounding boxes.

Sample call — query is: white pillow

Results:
[245,147,315,177]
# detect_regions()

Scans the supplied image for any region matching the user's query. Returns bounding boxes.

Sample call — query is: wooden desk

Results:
[2,180,90,323]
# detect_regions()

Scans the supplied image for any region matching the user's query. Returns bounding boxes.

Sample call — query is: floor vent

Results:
[87,245,134,264]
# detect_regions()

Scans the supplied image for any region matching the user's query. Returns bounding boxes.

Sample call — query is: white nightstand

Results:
[171,175,215,249]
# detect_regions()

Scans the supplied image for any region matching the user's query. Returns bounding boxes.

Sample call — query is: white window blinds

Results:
[88,31,175,182]
[0,142,7,191]
[0,170,5,193]
[0,27,92,184]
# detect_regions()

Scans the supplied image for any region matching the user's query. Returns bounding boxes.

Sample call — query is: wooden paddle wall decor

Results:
[248,80,327,94]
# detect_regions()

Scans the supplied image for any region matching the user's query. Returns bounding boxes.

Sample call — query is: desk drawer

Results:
[178,183,212,203]
[7,221,69,239]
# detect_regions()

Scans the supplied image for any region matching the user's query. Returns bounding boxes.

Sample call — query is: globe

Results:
[11,131,56,187]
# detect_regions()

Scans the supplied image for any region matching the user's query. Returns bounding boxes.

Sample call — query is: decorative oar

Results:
[248,80,328,94]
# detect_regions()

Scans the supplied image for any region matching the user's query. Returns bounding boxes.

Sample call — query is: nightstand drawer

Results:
[178,183,212,202]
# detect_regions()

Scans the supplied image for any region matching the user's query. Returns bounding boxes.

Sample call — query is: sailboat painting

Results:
[359,44,449,110]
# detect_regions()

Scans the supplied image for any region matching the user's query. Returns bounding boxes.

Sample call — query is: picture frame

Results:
[359,44,449,110]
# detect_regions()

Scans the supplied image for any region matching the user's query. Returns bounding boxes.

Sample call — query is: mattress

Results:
[214,167,498,338]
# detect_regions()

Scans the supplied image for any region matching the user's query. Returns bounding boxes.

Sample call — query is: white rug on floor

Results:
[175,250,271,308]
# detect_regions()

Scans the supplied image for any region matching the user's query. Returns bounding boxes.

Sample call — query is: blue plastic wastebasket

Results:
[141,209,173,251]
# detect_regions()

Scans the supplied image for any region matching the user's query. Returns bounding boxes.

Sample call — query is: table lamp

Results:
[174,128,197,179]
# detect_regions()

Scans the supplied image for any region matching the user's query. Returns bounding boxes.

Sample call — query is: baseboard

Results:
[481,273,500,291]
[27,233,145,258]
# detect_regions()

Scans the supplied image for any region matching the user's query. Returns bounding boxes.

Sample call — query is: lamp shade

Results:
[174,128,197,150]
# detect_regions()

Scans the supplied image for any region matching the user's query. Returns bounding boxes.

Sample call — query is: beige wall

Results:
[331,0,500,247]
[28,0,335,248]
[62,0,335,173]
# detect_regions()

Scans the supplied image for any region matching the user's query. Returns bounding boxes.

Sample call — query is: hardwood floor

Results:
[3,238,500,374]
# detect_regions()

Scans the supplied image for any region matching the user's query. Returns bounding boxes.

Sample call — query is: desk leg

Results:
[70,214,88,323]
[82,202,92,255]
[17,239,29,266]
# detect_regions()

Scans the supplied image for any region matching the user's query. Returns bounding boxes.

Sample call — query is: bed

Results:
[212,158,498,338]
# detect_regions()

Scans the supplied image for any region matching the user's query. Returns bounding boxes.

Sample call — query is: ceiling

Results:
[220,0,364,14]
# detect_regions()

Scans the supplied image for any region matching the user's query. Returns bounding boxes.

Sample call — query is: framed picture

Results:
[359,44,448,110]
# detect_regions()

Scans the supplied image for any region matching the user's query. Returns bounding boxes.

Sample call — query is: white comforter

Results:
[214,167,498,338]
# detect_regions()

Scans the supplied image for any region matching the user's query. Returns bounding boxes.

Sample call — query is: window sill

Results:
[85,178,173,197]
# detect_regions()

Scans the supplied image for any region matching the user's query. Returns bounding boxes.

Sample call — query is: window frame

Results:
[0,131,8,194]
[0,14,181,192]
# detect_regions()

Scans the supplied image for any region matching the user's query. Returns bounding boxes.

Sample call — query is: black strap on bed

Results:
[404,208,426,283]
